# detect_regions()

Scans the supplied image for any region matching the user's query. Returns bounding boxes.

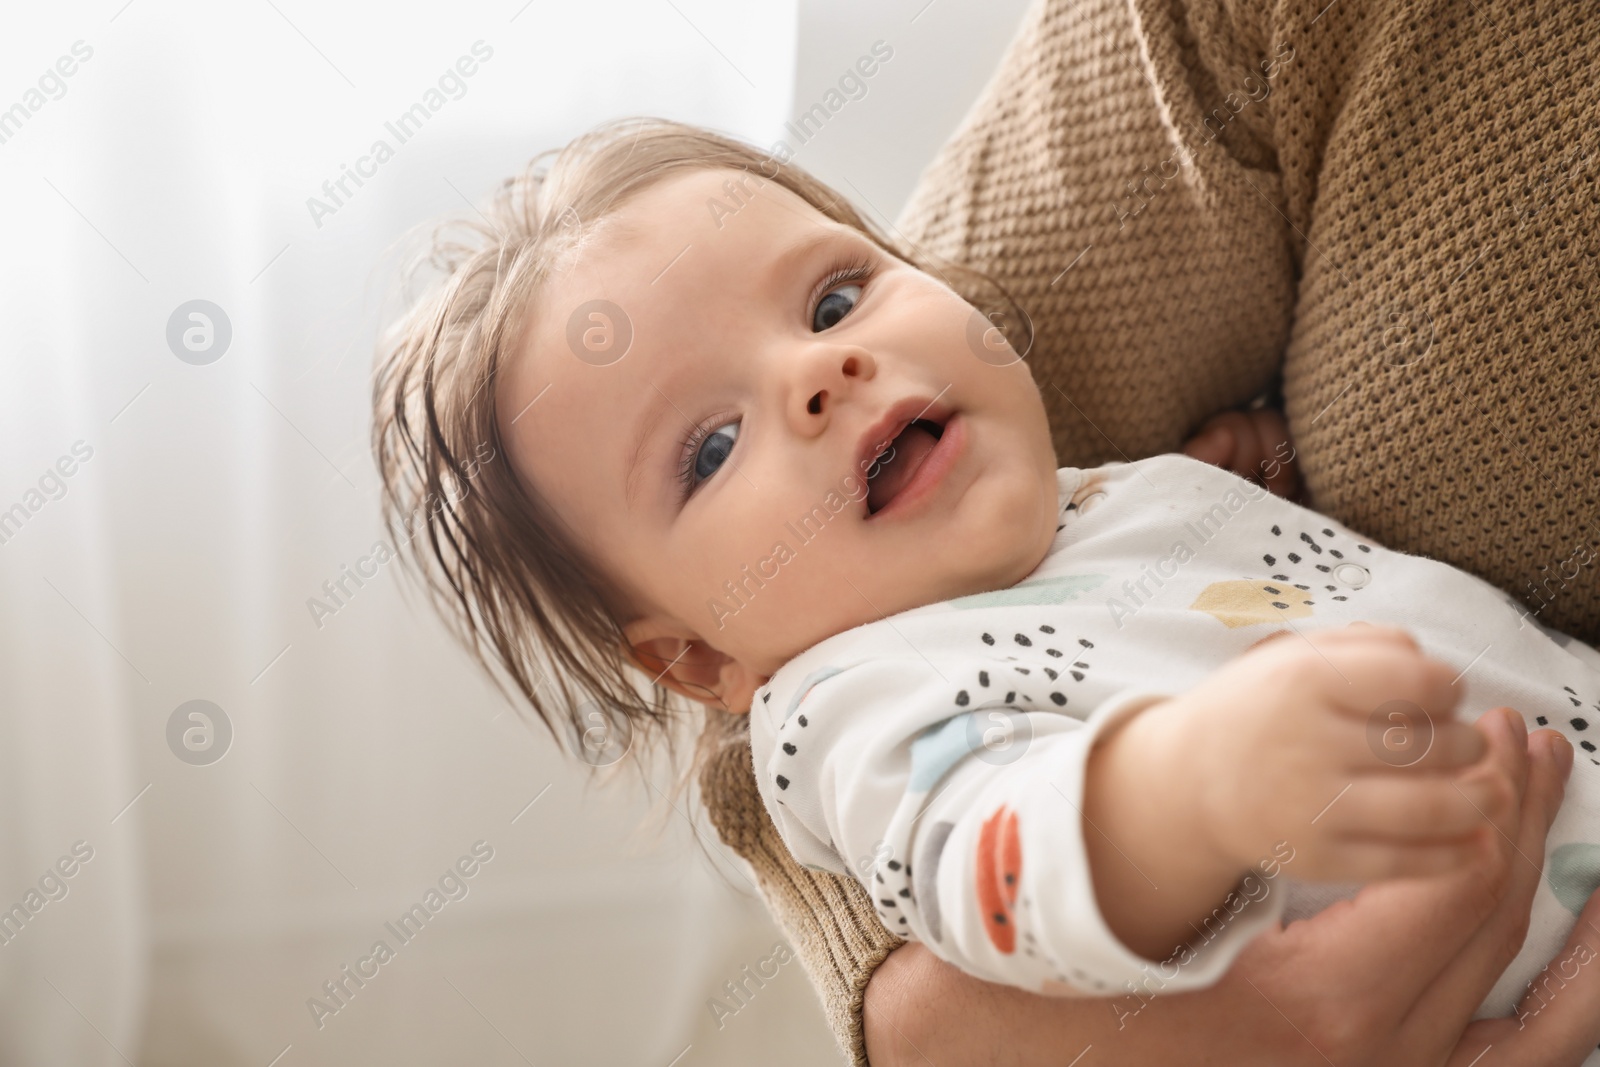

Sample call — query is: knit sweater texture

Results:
[699,0,1600,1061]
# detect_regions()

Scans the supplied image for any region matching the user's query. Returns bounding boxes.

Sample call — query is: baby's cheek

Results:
[690,530,817,643]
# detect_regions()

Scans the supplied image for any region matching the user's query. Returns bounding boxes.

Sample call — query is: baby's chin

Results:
[927,460,1058,584]
[741,453,1057,665]
[775,543,1048,662]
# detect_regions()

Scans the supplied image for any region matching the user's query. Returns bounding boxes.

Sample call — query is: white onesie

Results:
[749,454,1600,1032]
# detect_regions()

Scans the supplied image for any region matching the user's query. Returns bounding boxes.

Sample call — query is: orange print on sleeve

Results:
[976,804,1022,953]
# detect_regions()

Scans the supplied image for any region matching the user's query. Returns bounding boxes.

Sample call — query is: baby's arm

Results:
[1081,624,1510,962]
[763,624,1513,995]
[763,659,1280,993]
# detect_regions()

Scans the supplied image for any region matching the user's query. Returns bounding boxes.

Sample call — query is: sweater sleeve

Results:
[698,725,900,1067]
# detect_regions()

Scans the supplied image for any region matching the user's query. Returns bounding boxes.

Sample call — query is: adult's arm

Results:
[698,719,902,1065]
[865,718,1600,1066]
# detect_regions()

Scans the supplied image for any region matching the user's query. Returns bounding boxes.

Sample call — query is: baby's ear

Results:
[622,617,762,714]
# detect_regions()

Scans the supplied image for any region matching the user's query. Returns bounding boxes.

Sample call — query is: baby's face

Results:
[499,166,1059,709]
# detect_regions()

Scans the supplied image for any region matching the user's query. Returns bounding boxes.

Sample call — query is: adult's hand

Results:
[1182,406,1301,502]
[864,712,1600,1066]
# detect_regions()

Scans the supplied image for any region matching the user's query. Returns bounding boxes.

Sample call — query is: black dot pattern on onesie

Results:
[1261,523,1376,604]
[1055,482,1081,533]
[859,623,1105,938]
[1559,685,1600,765]
[774,592,1108,939]
[769,705,810,804]
[960,628,1095,710]
[873,857,915,932]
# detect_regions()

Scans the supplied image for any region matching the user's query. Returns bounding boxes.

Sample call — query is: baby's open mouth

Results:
[866,418,944,514]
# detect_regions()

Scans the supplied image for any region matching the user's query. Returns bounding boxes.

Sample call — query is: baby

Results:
[372,118,1600,1031]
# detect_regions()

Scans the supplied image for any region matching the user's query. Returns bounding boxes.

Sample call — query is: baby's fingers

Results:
[1364,716,1491,776]
[1335,664,1483,773]
[1315,774,1509,843]
[1305,625,1464,723]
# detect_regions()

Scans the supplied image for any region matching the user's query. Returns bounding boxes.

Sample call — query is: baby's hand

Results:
[1145,623,1508,883]
[1181,406,1300,500]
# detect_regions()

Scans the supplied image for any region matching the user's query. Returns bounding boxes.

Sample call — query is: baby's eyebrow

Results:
[770,228,843,281]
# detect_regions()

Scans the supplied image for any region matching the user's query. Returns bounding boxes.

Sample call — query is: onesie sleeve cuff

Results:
[1039,688,1289,994]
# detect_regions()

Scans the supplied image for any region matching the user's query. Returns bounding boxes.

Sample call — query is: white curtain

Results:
[0,2,855,1064]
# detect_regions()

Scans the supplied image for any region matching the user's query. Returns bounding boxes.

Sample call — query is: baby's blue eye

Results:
[690,420,739,482]
[813,283,862,331]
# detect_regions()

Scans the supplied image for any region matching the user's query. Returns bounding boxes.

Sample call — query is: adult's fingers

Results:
[1210,410,1263,475]
[1246,406,1300,499]
[1449,881,1600,1067]
[1213,714,1552,1067]
[1337,706,1525,797]
[1297,834,1490,884]
[1388,727,1575,1062]
[1179,407,1299,497]
[1455,707,1531,848]
[1211,713,1538,1067]
[1181,415,1236,467]
[1277,711,1537,1048]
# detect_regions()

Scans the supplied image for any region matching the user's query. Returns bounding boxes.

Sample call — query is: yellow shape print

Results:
[1190,580,1314,629]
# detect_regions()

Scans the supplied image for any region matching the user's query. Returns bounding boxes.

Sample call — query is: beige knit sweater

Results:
[700,0,1600,1061]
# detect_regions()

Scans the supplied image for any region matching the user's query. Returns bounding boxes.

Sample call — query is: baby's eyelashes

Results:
[679,418,740,494]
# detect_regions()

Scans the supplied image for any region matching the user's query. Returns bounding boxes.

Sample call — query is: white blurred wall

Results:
[0,1,1027,1064]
